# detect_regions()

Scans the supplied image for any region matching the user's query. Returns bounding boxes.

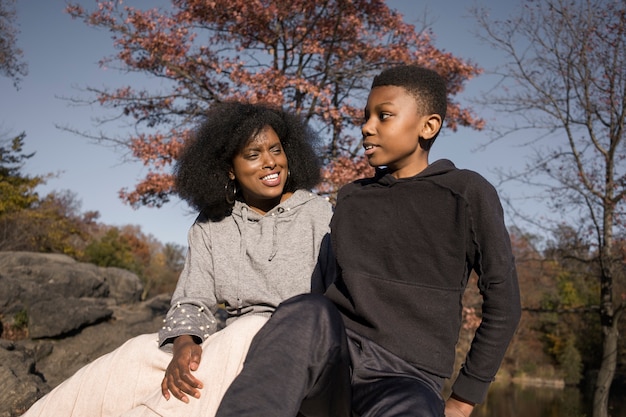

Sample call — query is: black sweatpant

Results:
[215,293,351,417]
[215,293,445,417]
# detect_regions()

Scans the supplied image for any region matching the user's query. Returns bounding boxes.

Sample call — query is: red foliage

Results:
[67,0,483,207]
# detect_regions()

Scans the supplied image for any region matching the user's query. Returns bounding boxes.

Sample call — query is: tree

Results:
[473,1,626,415]
[0,0,27,87]
[0,133,101,254]
[0,133,184,288]
[506,229,566,379]
[83,227,144,274]
[4,190,100,255]
[82,225,185,299]
[65,0,484,207]
[142,241,186,298]
[0,133,42,216]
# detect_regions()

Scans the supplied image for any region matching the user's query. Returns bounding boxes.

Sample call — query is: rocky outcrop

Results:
[0,339,49,417]
[0,251,171,417]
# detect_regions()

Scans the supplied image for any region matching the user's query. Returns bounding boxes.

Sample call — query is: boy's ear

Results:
[420,114,442,140]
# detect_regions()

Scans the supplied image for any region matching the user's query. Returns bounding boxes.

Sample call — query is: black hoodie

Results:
[325,159,521,404]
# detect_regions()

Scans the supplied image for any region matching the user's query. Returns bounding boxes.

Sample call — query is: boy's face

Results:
[362,86,438,178]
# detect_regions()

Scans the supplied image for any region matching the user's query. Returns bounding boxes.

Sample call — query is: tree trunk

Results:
[593,316,618,417]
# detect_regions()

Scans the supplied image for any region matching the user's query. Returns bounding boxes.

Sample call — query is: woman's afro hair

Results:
[174,101,322,218]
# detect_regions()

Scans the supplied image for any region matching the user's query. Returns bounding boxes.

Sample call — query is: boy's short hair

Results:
[371,65,447,121]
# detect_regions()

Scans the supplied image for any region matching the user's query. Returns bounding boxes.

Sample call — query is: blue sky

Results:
[1,0,528,247]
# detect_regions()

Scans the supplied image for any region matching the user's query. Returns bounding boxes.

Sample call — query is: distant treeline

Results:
[0,133,185,299]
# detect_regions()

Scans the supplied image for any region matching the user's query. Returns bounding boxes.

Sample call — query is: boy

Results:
[215,65,521,417]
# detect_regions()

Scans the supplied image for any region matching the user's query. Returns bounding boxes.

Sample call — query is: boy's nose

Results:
[362,122,374,137]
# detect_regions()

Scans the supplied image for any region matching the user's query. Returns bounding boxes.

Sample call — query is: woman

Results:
[22,101,334,417]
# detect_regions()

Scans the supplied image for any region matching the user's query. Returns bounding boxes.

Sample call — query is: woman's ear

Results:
[228,168,235,181]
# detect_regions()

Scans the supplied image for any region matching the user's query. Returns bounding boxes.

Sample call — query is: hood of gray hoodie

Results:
[168,189,333,327]
[230,188,323,262]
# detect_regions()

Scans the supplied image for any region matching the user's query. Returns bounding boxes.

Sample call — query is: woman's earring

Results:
[225,180,237,204]
[284,169,291,189]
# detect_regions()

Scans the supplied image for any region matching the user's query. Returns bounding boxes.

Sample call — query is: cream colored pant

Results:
[22,315,268,417]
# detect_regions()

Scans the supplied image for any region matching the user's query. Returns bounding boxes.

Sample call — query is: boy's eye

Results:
[380,112,391,120]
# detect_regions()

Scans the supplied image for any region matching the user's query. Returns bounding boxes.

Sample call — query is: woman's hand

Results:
[161,335,204,402]
[445,394,474,417]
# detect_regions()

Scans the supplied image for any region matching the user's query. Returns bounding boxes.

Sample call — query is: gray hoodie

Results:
[158,190,334,349]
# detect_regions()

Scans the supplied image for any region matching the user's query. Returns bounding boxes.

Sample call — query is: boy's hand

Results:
[445,394,474,417]
[161,335,204,402]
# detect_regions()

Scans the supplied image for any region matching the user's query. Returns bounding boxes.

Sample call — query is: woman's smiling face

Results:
[230,126,290,214]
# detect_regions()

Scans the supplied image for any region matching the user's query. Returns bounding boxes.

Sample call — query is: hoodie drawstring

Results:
[236,205,249,314]
[267,206,285,261]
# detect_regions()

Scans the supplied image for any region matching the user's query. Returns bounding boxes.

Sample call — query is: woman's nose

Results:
[262,152,276,169]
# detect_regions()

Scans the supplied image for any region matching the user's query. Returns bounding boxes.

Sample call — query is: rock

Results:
[0,340,49,417]
[0,251,172,417]
[102,267,143,304]
[145,293,172,315]
[22,301,165,388]
[27,297,113,339]
[0,251,110,315]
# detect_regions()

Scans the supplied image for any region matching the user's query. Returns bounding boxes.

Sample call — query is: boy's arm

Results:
[451,175,522,404]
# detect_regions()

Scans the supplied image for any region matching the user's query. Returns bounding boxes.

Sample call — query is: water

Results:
[471,384,626,417]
